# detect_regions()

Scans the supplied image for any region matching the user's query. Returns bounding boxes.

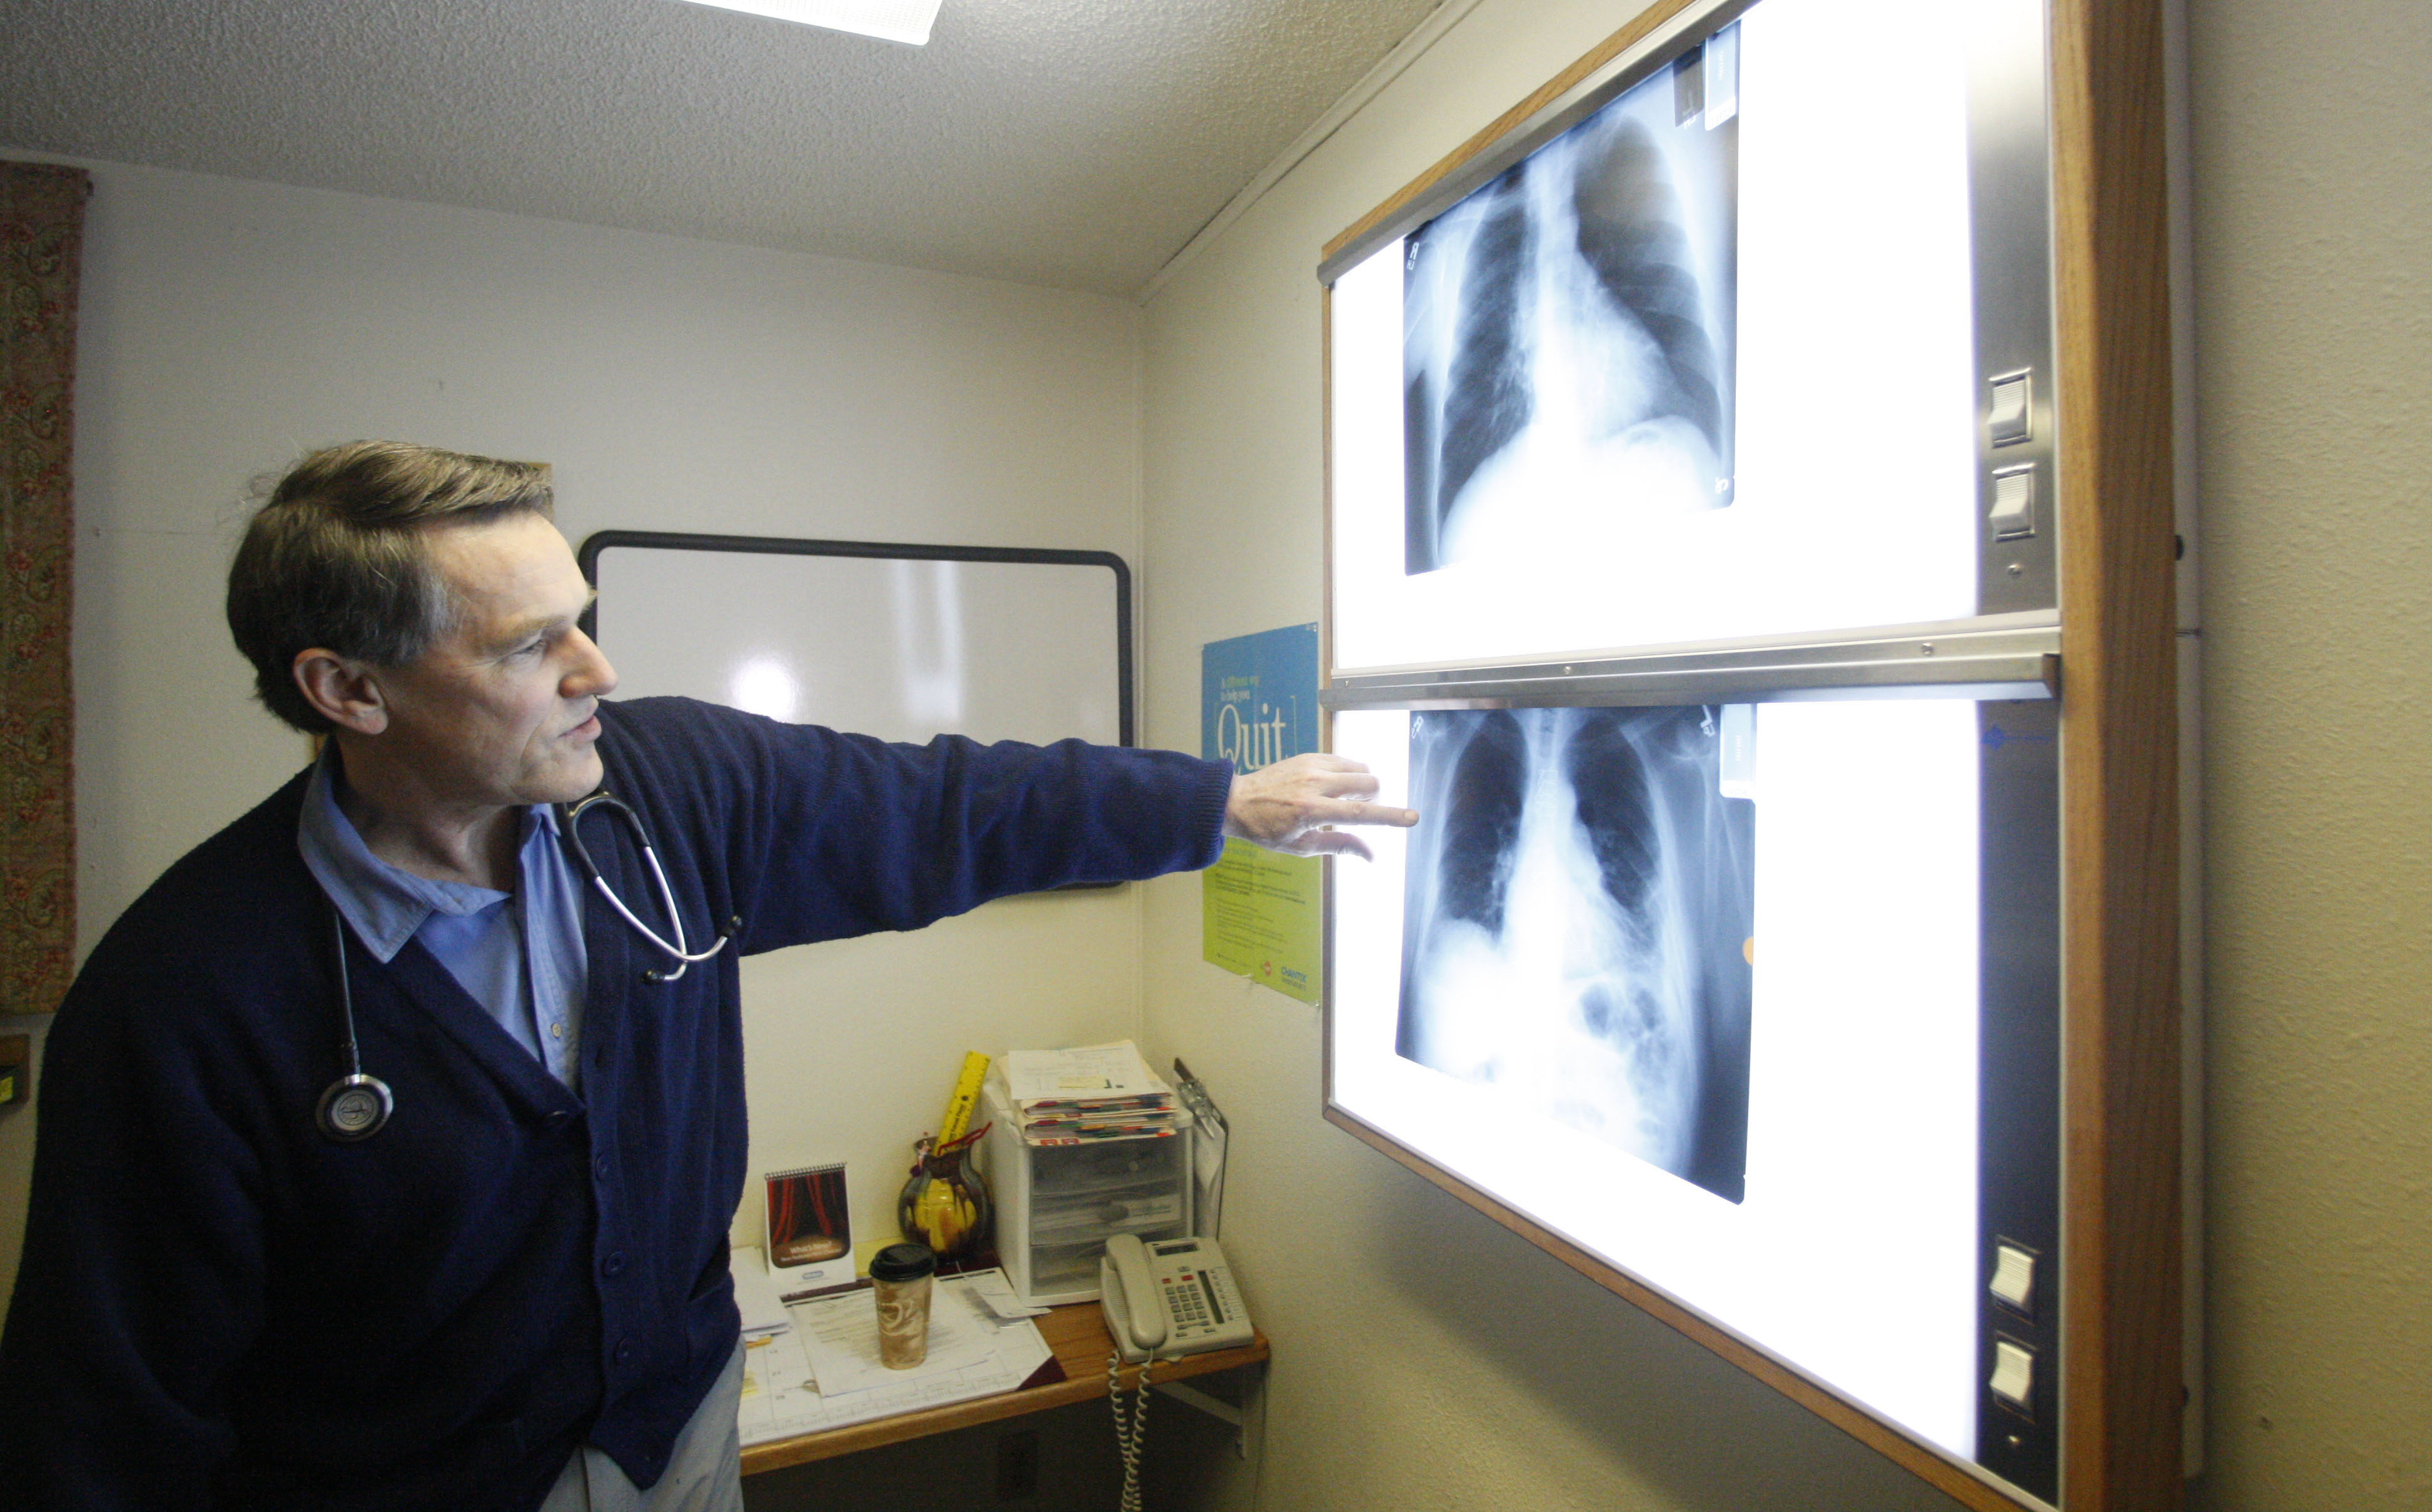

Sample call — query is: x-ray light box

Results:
[1325,0,2057,676]
[1315,0,2119,1505]
[1335,698,2005,1462]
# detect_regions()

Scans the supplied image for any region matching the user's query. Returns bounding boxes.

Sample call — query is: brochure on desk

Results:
[737,1272,1056,1446]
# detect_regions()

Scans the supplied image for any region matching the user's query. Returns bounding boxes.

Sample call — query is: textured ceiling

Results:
[0,0,1444,293]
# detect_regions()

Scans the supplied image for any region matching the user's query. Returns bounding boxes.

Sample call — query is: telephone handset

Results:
[1103,1233,1252,1512]
[1100,1232,1254,1364]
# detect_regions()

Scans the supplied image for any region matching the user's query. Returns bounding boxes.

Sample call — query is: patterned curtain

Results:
[0,162,86,1015]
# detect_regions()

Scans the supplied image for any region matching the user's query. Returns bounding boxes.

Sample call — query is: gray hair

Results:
[225,440,554,732]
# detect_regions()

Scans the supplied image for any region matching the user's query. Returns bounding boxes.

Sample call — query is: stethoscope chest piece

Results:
[317,1072,393,1142]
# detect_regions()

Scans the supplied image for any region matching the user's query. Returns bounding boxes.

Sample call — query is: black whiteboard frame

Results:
[574,529,1136,748]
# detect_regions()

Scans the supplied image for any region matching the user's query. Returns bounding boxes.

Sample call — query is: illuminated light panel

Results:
[677,0,943,45]
[1329,0,1979,673]
[1329,700,1982,1458]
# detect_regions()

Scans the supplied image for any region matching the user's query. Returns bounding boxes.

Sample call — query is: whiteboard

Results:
[578,532,1131,748]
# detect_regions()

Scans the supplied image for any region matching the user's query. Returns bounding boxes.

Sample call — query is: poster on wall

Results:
[1202,625,1322,1004]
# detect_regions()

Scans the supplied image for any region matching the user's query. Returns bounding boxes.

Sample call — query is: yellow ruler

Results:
[935,1051,990,1145]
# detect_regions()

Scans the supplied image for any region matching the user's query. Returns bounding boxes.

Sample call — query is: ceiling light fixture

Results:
[676,0,943,46]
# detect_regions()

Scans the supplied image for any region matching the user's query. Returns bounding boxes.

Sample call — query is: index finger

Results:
[1307,768,1384,800]
[1306,798,1419,829]
[1296,752,1369,774]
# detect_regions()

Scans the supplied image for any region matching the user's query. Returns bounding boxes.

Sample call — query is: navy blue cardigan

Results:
[0,698,1231,1510]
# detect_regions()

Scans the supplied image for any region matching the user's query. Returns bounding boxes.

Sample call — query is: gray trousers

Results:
[539,1341,746,1512]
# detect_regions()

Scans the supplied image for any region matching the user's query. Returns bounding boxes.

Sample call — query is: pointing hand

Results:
[1222,753,1419,861]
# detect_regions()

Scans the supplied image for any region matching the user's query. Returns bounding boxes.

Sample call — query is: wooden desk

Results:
[740,1303,1270,1476]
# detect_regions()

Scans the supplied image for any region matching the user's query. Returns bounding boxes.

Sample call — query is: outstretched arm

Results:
[1223,753,1419,861]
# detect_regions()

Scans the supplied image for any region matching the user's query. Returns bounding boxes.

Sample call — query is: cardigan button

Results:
[594,1152,611,1180]
[614,1337,636,1364]
[602,1251,627,1279]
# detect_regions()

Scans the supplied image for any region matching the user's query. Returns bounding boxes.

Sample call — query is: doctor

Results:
[0,441,1412,1511]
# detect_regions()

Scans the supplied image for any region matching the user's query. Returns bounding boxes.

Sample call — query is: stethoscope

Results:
[315,789,734,1142]
[317,909,395,1142]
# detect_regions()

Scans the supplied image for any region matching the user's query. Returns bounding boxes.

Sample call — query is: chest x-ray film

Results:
[1398,706,1755,1203]
[1331,0,1982,672]
[1403,36,1740,576]
[1330,698,1985,1461]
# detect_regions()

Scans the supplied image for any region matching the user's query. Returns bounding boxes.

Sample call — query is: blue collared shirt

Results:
[297,752,589,1089]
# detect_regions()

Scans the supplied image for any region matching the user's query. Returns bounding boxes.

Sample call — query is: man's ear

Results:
[292,649,391,735]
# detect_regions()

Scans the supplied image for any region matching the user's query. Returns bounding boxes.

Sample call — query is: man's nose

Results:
[568,628,619,699]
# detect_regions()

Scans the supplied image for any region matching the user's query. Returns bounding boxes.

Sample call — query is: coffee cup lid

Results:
[869,1242,937,1282]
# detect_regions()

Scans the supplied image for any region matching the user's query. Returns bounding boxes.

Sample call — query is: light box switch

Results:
[1990,1340,2035,1409]
[1989,372,2032,445]
[1990,1243,2036,1313]
[1990,466,2037,540]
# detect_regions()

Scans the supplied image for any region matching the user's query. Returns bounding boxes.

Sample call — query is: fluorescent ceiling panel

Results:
[677,0,944,45]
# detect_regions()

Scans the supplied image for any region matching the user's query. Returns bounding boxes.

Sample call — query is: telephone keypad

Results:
[1163,1276,1211,1334]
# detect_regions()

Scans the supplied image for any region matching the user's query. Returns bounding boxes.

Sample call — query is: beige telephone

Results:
[1100,1232,1254,1363]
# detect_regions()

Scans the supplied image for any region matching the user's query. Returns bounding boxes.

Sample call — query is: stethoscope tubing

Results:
[317,788,731,1139]
[559,790,732,983]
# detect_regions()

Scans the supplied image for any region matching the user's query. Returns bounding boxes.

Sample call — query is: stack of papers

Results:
[1000,1041,1180,1146]
[737,1271,1055,1448]
[729,1246,793,1340]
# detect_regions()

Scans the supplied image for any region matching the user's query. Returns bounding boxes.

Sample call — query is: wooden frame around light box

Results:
[1312,1,2180,1508]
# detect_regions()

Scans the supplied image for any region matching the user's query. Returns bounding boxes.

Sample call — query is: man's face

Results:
[370,513,620,810]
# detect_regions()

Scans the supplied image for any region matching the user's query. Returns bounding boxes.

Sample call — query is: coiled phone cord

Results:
[1108,1348,1157,1512]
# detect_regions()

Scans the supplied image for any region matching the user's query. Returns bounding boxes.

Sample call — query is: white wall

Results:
[0,155,1149,1304]
[2184,1,2432,1506]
